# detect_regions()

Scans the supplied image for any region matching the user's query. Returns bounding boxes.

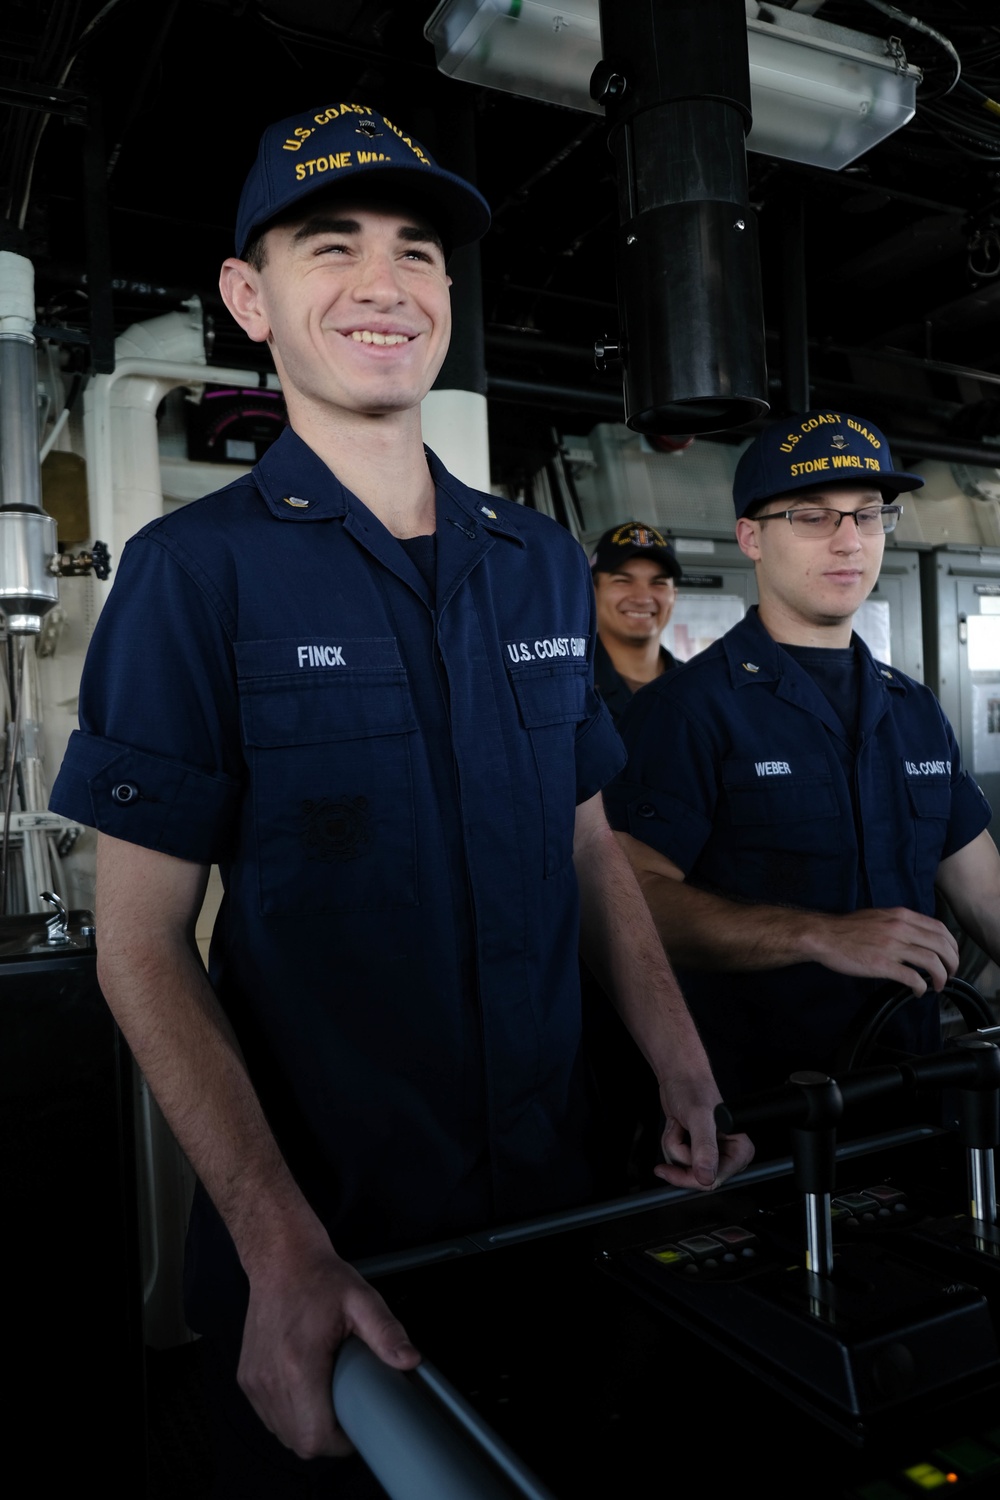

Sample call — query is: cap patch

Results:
[611,522,668,550]
[732,407,924,519]
[589,519,682,580]
[235,101,491,257]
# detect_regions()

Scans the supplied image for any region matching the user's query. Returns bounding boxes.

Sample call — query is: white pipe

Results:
[39,405,70,464]
[0,252,35,337]
[82,297,282,594]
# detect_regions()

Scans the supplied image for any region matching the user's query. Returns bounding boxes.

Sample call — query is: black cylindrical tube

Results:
[597,0,769,435]
[792,1125,838,1199]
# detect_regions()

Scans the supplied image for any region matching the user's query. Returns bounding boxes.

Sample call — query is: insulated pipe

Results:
[82,305,280,605]
[83,301,205,576]
[0,252,59,633]
[0,252,43,515]
[596,0,769,435]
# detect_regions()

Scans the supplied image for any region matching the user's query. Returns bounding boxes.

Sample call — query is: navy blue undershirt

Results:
[398,532,437,592]
[782,642,861,746]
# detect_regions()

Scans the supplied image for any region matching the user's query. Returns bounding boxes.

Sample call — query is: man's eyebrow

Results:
[289,215,444,252]
[397,222,444,252]
[291,215,361,243]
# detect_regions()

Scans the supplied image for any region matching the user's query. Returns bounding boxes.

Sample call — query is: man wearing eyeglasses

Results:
[605,410,1000,1113]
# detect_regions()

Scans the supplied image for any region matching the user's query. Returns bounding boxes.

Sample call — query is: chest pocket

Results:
[237,638,418,915]
[722,753,839,829]
[904,772,951,886]
[508,662,588,877]
[719,752,845,904]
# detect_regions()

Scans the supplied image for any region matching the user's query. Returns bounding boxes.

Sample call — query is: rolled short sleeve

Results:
[49,530,244,863]
[602,686,718,873]
[54,734,241,862]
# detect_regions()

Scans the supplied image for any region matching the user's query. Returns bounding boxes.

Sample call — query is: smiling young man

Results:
[50,105,750,1493]
[606,410,1000,1116]
[590,522,682,723]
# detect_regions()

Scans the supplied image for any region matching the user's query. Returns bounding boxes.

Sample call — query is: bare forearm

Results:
[575,798,754,1186]
[96,840,323,1271]
[96,835,418,1457]
[576,820,708,1085]
[635,869,820,972]
[109,944,319,1240]
[617,832,960,994]
[936,830,1000,965]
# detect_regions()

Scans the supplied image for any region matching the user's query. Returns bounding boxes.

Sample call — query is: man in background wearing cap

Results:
[584,522,683,1190]
[606,409,1000,1117]
[590,521,683,724]
[51,104,750,1490]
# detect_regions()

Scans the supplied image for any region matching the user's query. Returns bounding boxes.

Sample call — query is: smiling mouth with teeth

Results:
[349,331,412,345]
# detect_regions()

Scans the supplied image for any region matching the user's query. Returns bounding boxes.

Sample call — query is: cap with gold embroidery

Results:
[733,410,924,520]
[235,103,491,258]
[589,521,682,580]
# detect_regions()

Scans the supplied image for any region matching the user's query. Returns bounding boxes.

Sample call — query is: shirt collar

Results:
[723,606,907,695]
[250,427,525,549]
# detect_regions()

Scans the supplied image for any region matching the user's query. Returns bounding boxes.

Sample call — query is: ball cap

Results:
[235,102,491,258]
[733,410,924,520]
[589,522,682,581]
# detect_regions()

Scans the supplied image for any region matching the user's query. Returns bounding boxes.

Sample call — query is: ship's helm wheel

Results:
[833,977,996,1075]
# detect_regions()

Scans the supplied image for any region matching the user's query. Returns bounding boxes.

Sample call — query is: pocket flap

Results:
[241,674,416,746]
[906,779,951,819]
[509,664,588,728]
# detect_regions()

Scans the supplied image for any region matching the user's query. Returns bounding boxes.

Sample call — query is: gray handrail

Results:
[332,1339,556,1500]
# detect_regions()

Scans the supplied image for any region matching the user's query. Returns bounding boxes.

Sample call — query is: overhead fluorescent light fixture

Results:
[424,0,921,170]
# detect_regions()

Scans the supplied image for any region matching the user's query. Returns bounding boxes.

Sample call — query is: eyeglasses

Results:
[755,503,902,538]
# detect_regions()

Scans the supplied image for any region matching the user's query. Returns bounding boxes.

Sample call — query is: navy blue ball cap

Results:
[733,410,924,520]
[589,521,682,580]
[235,103,491,258]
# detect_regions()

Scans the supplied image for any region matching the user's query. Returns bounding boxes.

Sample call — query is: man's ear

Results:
[735,516,762,562]
[219,258,271,344]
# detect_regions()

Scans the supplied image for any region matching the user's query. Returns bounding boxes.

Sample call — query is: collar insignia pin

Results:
[881,668,893,678]
[284,496,310,508]
[481,505,497,519]
[742,661,760,673]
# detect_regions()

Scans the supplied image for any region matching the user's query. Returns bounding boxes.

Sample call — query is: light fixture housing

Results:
[424,0,921,170]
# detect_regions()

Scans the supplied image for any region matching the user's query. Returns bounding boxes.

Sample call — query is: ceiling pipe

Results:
[484,374,1000,470]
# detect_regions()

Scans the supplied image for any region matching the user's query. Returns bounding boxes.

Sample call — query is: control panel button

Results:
[901,1461,953,1491]
[834,1193,879,1214]
[710,1225,758,1250]
[932,1437,1000,1478]
[677,1234,728,1261]
[864,1184,907,1208]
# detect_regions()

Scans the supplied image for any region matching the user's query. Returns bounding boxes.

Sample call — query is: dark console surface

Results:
[367,1132,1000,1498]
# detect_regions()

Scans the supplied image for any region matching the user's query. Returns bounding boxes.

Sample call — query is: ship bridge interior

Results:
[6,4,1000,1498]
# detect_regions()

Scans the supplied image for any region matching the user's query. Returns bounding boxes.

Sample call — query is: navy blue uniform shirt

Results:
[51,429,625,1282]
[593,636,679,725]
[604,607,992,1099]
